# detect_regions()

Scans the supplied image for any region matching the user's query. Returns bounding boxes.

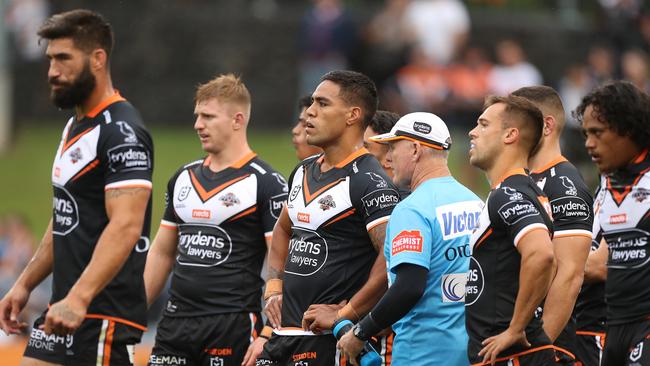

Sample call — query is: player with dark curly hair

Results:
[574,80,650,366]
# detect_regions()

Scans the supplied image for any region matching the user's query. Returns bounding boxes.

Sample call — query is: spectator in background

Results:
[621,48,650,93]
[0,215,33,294]
[487,39,543,95]
[298,0,357,96]
[404,0,470,65]
[586,45,616,85]
[5,0,48,61]
[292,94,322,160]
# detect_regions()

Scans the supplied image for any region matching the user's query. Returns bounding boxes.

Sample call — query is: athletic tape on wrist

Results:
[264,279,283,300]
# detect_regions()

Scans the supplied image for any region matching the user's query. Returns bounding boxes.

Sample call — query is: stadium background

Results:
[0,0,648,364]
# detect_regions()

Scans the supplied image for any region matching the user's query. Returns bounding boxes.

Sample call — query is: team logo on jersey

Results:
[219,192,240,207]
[465,257,484,306]
[630,341,644,362]
[441,273,467,302]
[366,172,388,188]
[69,147,83,164]
[52,185,79,236]
[285,228,328,276]
[502,187,523,201]
[560,176,578,196]
[177,224,232,267]
[317,195,336,211]
[272,172,289,192]
[289,185,301,202]
[633,187,650,202]
[177,186,191,201]
[413,121,432,134]
[116,121,138,143]
[391,230,423,255]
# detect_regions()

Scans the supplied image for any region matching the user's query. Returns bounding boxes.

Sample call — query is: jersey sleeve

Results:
[548,174,594,238]
[258,170,289,236]
[351,159,400,232]
[386,204,432,272]
[99,120,153,190]
[161,171,181,230]
[491,187,550,247]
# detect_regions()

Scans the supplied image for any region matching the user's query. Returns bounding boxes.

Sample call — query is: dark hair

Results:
[511,85,565,131]
[38,9,114,57]
[574,81,650,149]
[321,70,378,128]
[369,110,400,134]
[484,95,544,156]
[298,94,312,111]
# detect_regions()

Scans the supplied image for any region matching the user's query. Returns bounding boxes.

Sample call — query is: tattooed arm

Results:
[44,187,150,335]
[264,206,292,328]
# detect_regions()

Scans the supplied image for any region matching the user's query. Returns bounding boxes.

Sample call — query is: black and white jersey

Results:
[465,169,554,363]
[51,93,153,330]
[597,150,650,325]
[161,153,287,317]
[575,193,606,332]
[281,149,399,329]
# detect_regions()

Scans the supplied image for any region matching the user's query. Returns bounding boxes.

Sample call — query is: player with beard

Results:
[0,9,153,365]
[574,81,650,366]
[292,95,322,161]
[511,86,594,365]
[256,71,399,365]
[466,95,556,365]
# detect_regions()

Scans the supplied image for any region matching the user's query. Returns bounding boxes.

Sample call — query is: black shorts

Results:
[575,331,605,366]
[23,312,143,365]
[148,312,263,366]
[602,319,650,366]
[371,332,394,366]
[256,334,341,366]
[554,320,578,365]
[471,347,556,366]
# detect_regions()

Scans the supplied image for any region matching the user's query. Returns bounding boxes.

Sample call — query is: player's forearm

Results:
[542,265,584,341]
[14,220,54,292]
[144,247,175,306]
[267,223,290,280]
[584,242,608,283]
[510,250,555,333]
[68,217,143,306]
[348,252,388,317]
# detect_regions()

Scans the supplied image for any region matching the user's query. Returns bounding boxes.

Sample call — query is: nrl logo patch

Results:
[318,195,336,211]
[70,147,83,164]
[219,192,240,207]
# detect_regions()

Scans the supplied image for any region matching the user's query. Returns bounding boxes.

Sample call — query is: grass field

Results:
[0,123,489,238]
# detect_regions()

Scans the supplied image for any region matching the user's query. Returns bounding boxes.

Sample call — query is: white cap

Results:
[369,112,452,150]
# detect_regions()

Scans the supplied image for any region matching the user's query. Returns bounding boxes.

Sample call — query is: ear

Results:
[232,112,245,131]
[90,49,107,71]
[543,116,555,136]
[346,107,363,127]
[503,127,519,145]
[412,141,422,162]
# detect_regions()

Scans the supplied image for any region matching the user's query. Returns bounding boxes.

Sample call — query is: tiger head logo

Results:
[219,192,240,207]
[318,195,336,211]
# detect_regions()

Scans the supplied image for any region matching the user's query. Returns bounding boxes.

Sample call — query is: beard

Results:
[49,61,96,110]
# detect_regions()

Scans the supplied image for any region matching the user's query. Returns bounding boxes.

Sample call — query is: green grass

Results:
[0,125,489,238]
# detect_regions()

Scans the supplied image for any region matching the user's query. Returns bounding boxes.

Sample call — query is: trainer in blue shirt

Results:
[337,112,482,365]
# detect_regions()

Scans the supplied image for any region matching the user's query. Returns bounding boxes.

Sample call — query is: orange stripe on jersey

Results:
[302,167,345,205]
[335,148,370,168]
[104,184,152,191]
[86,92,126,118]
[251,313,259,339]
[102,321,115,366]
[227,206,257,222]
[607,165,650,205]
[231,151,257,169]
[492,168,527,189]
[474,228,493,250]
[531,156,568,174]
[85,314,147,331]
[634,149,649,164]
[190,170,250,202]
[71,159,100,181]
[576,331,606,337]
[160,223,178,230]
[61,126,96,156]
[324,208,356,227]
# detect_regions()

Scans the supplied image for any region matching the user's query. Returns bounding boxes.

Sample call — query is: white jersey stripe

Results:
[96,319,109,366]
[105,179,152,190]
[366,215,390,231]
[514,223,549,247]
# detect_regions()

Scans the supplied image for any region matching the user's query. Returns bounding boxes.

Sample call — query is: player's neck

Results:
[487,151,529,189]
[320,138,364,172]
[206,142,253,173]
[411,160,450,191]
[528,139,562,172]
[76,76,114,119]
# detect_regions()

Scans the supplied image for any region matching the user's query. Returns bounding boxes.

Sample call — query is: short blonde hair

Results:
[195,74,251,112]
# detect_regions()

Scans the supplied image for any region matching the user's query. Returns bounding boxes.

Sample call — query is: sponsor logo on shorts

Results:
[285,228,328,276]
[192,209,211,219]
[52,185,79,236]
[610,213,627,224]
[293,351,317,363]
[149,355,188,365]
[551,196,590,220]
[413,121,432,134]
[498,200,539,226]
[465,257,484,306]
[107,143,151,172]
[391,230,423,255]
[28,327,73,352]
[630,341,644,362]
[297,212,310,223]
[176,224,232,267]
[210,357,225,366]
[441,273,467,302]
[318,195,336,211]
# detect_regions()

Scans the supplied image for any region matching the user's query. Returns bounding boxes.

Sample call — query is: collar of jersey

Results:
[84,91,126,119]
[316,147,370,169]
[492,168,528,189]
[531,156,568,175]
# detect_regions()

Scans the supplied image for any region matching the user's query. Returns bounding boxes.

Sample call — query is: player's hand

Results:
[43,294,88,336]
[478,327,530,365]
[241,336,267,366]
[264,294,282,328]
[0,285,30,335]
[301,300,346,333]
[337,327,363,366]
